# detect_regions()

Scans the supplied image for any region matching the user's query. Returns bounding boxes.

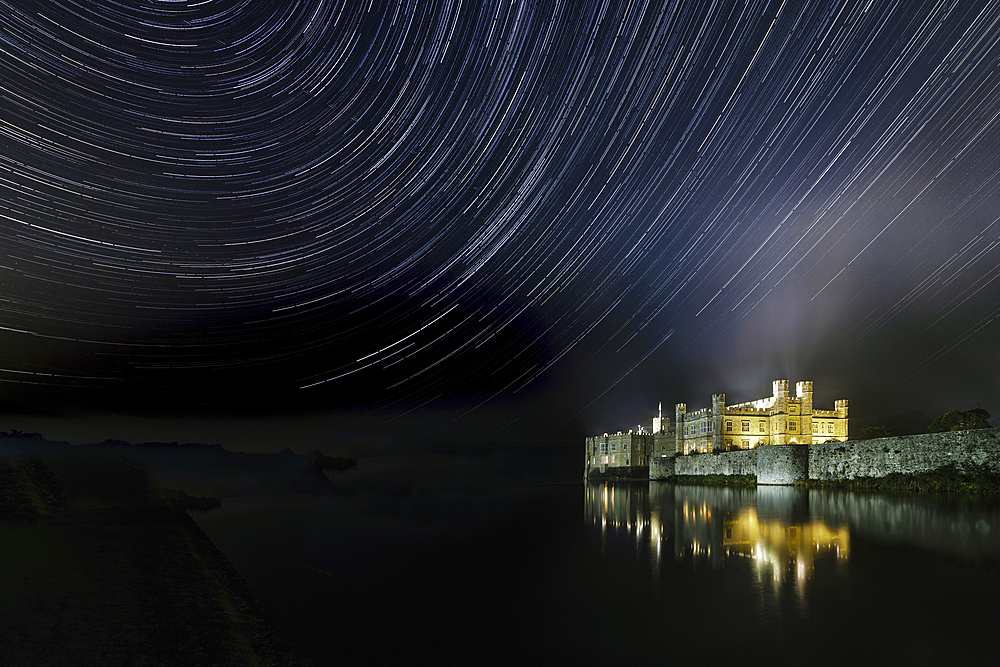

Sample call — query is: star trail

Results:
[1,0,999,426]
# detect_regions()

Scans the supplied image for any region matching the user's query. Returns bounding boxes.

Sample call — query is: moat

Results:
[583,481,1000,664]
[190,480,1000,664]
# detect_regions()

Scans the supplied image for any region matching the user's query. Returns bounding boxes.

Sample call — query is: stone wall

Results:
[650,457,675,480]
[809,429,1000,480]
[593,428,1000,485]
[673,449,757,477]
[758,445,809,485]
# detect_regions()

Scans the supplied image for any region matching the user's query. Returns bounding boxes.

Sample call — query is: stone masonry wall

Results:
[593,428,1000,484]
[809,428,1000,480]
[673,449,757,477]
[649,457,675,480]
[757,445,809,485]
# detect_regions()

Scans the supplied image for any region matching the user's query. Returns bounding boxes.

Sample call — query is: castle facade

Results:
[585,380,848,477]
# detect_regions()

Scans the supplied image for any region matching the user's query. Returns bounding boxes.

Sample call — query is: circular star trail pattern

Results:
[2,0,999,414]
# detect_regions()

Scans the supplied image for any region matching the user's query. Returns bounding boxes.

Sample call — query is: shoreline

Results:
[1,457,312,666]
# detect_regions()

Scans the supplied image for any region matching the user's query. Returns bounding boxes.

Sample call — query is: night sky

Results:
[2,0,999,444]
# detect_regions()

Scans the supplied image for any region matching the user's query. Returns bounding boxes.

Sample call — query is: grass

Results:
[0,458,66,519]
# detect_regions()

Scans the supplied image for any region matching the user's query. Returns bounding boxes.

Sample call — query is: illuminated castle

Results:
[585,380,848,476]
[676,380,848,455]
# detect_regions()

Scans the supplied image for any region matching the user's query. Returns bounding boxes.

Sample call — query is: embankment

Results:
[0,458,311,666]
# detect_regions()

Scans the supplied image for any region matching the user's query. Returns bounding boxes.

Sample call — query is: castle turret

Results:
[711,393,725,452]
[676,403,686,455]
[770,380,789,443]
[796,381,813,444]
[773,379,789,399]
[835,399,849,439]
[653,401,668,434]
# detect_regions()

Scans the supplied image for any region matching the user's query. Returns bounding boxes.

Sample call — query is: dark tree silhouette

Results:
[927,408,991,433]
[309,450,358,472]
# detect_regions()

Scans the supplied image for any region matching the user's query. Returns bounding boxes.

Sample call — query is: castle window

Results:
[742,420,750,432]
[742,439,749,449]
[726,421,733,432]
[610,443,616,452]
[828,423,833,433]
[700,421,707,434]
[758,421,765,432]
[600,443,607,452]
[708,422,713,432]
[813,423,818,433]
[623,443,628,451]
[790,421,797,432]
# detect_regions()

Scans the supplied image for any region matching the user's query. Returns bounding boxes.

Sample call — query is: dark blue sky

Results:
[2,0,998,442]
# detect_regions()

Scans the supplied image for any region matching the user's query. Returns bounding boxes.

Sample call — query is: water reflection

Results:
[586,481,1000,591]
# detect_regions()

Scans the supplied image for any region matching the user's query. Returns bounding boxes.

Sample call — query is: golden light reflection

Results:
[585,483,851,594]
[721,506,849,583]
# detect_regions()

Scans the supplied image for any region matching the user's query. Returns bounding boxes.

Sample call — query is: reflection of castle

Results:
[720,507,849,582]
[585,379,848,476]
[585,482,849,586]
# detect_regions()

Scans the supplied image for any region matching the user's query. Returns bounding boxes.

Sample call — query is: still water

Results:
[192,482,1000,665]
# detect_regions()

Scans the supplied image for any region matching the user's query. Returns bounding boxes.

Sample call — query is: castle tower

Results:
[675,403,686,455]
[771,380,789,444]
[711,393,725,452]
[772,379,789,399]
[653,401,668,434]
[836,399,849,439]
[796,381,813,445]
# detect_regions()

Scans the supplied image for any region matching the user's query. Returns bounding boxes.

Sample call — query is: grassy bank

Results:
[0,458,311,666]
[671,474,757,487]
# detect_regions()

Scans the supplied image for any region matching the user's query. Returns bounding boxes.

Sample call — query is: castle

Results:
[585,380,848,478]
